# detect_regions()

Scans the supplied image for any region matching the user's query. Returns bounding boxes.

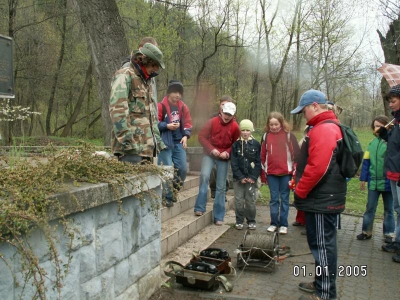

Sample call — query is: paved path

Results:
[170,206,400,300]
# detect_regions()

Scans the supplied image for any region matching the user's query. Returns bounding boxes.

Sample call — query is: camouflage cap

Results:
[139,43,165,69]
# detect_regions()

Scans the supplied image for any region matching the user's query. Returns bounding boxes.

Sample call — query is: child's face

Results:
[241,129,251,140]
[168,91,182,104]
[373,120,385,136]
[221,112,233,123]
[389,96,400,112]
[269,118,281,133]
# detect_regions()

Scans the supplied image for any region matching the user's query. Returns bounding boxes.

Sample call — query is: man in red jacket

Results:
[193,102,240,225]
[291,89,346,300]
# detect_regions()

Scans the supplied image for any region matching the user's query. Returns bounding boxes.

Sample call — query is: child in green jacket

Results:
[357,115,394,242]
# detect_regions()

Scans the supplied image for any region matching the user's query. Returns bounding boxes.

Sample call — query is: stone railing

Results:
[0,174,163,300]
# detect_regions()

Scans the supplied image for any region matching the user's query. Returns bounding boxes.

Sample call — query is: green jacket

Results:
[359,137,390,191]
[109,65,166,157]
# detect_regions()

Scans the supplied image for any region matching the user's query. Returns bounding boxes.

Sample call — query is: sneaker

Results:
[393,253,400,263]
[292,221,304,226]
[248,223,256,230]
[298,282,316,293]
[356,233,372,240]
[382,242,400,253]
[166,196,178,203]
[279,226,288,235]
[215,221,223,226]
[267,225,277,232]
[384,236,393,244]
[235,224,244,230]
[194,211,203,216]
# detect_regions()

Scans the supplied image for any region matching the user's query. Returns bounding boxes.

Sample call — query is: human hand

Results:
[360,181,366,190]
[219,151,229,159]
[180,136,188,149]
[375,126,387,137]
[247,178,255,184]
[241,178,247,184]
[167,122,180,131]
[211,149,221,157]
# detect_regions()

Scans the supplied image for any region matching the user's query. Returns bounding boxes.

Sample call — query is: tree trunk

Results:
[60,60,93,137]
[249,36,261,125]
[377,19,400,116]
[292,0,302,131]
[72,0,129,146]
[45,0,67,136]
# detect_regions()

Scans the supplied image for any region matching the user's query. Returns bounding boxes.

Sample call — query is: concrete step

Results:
[161,194,235,258]
[181,175,200,192]
[160,186,199,223]
[160,208,236,281]
[160,175,200,223]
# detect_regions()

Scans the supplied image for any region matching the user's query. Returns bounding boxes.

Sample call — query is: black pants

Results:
[305,212,338,300]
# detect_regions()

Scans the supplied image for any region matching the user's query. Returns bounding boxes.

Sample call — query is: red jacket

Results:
[198,116,240,156]
[260,130,299,182]
[295,111,344,199]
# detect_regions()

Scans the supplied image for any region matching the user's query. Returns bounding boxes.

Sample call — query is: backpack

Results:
[324,120,364,178]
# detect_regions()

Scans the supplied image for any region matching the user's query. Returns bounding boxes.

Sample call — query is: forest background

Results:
[1,0,400,146]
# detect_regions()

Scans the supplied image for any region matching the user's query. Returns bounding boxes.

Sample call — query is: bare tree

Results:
[60,59,93,137]
[190,0,236,131]
[259,0,300,112]
[72,0,129,145]
[46,0,67,136]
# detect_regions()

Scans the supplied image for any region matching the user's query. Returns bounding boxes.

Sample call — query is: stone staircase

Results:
[160,174,236,275]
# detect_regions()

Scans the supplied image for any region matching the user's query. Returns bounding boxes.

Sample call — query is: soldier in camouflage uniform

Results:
[109,43,166,164]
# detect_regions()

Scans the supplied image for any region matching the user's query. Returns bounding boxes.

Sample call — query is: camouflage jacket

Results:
[109,64,166,157]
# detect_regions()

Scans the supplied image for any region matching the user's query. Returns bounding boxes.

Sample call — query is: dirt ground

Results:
[150,287,201,300]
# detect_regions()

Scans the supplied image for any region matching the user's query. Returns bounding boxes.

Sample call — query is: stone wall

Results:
[0,174,163,300]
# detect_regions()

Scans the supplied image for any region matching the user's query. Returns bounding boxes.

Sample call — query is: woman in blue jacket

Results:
[357,115,394,243]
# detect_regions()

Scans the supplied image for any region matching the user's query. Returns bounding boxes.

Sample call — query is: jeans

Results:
[157,144,187,201]
[233,180,257,225]
[361,189,394,236]
[267,174,291,227]
[390,180,400,243]
[305,212,338,300]
[194,155,229,222]
[209,166,229,197]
